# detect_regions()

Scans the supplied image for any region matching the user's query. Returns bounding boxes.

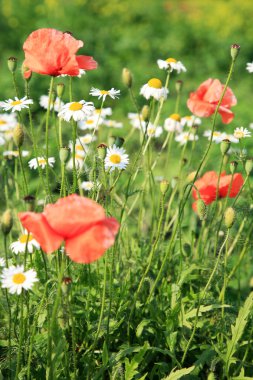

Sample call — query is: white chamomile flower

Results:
[0,96,33,112]
[175,132,198,145]
[1,265,38,295]
[157,58,186,73]
[10,232,40,254]
[79,134,96,145]
[146,124,163,138]
[28,157,55,170]
[246,62,253,73]
[78,116,102,130]
[234,127,251,139]
[181,115,202,128]
[226,134,239,143]
[0,113,17,131]
[66,154,84,171]
[164,114,182,133]
[0,258,5,267]
[58,100,94,122]
[81,181,101,191]
[94,107,112,117]
[3,150,29,158]
[140,78,168,101]
[90,87,120,101]
[128,113,146,130]
[39,95,64,112]
[105,145,129,172]
[103,120,123,129]
[203,130,227,143]
[0,135,5,145]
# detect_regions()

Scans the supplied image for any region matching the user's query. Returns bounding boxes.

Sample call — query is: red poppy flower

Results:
[23,28,97,77]
[192,171,243,210]
[187,79,237,124]
[18,194,119,264]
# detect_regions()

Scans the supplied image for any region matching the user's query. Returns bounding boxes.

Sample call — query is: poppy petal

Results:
[18,212,63,253]
[44,194,106,239]
[76,55,98,70]
[65,218,120,264]
[219,173,244,198]
[218,106,235,124]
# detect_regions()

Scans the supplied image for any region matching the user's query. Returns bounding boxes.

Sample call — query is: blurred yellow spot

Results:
[170,113,181,121]
[100,90,109,95]
[148,78,162,89]
[166,58,177,63]
[38,159,46,165]
[19,234,33,244]
[86,119,94,124]
[110,154,121,164]
[12,273,26,284]
[11,100,22,106]
[0,120,7,124]
[69,102,83,111]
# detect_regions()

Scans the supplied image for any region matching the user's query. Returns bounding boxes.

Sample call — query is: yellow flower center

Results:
[75,154,84,159]
[234,131,244,138]
[110,154,121,164]
[100,90,109,95]
[147,78,162,89]
[185,116,192,120]
[166,58,177,63]
[86,119,94,124]
[69,102,83,111]
[75,144,84,151]
[170,113,181,121]
[148,128,155,135]
[19,234,34,243]
[12,273,26,284]
[213,132,221,137]
[11,100,22,106]
[0,120,7,124]
[82,137,91,143]
[38,158,46,165]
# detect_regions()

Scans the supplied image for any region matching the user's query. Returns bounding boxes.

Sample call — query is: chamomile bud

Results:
[1,209,13,235]
[122,68,133,88]
[224,207,235,229]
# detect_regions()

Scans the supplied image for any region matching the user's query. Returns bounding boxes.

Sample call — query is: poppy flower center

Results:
[166,58,177,63]
[109,154,121,164]
[0,120,7,124]
[11,100,22,106]
[12,273,26,284]
[19,234,34,243]
[69,102,83,111]
[100,90,109,95]
[38,158,46,165]
[148,78,162,89]
[170,113,181,121]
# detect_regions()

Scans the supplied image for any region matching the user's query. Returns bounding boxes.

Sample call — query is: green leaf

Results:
[102,340,109,366]
[136,319,150,338]
[162,366,195,380]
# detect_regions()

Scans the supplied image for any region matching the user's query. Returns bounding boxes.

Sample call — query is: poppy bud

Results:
[22,63,32,82]
[220,139,231,156]
[8,57,17,73]
[59,147,70,163]
[97,143,107,160]
[196,199,207,221]
[61,276,72,294]
[141,105,150,122]
[114,136,124,148]
[122,68,133,88]
[1,209,13,235]
[175,80,183,93]
[245,159,253,175]
[13,124,25,147]
[108,136,116,147]
[23,195,36,212]
[230,160,238,174]
[160,179,169,195]
[231,44,240,61]
[57,83,65,98]
[224,207,235,229]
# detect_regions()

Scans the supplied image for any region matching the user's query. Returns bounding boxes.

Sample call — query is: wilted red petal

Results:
[18,212,63,253]
[65,218,120,263]
[44,194,106,239]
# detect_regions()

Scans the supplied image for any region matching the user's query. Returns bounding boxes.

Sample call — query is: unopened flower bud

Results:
[56,83,65,98]
[23,195,36,212]
[160,179,169,195]
[171,177,178,189]
[231,44,240,61]
[230,160,238,174]
[1,209,13,235]
[141,105,150,122]
[108,136,116,147]
[8,57,17,73]
[59,147,70,163]
[22,63,32,82]
[186,171,197,184]
[122,68,133,88]
[245,159,253,175]
[224,207,235,229]
[97,143,107,160]
[223,154,229,166]
[196,199,207,220]
[61,276,72,294]
[115,136,124,148]
[220,139,231,156]
[207,373,215,380]
[13,124,25,147]
[175,80,183,93]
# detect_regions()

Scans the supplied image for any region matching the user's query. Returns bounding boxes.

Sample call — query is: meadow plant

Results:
[1,29,253,379]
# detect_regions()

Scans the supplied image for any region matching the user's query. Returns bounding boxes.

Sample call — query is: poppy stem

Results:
[45,76,55,198]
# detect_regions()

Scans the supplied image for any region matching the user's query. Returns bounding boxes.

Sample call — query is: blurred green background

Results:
[0,0,253,125]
